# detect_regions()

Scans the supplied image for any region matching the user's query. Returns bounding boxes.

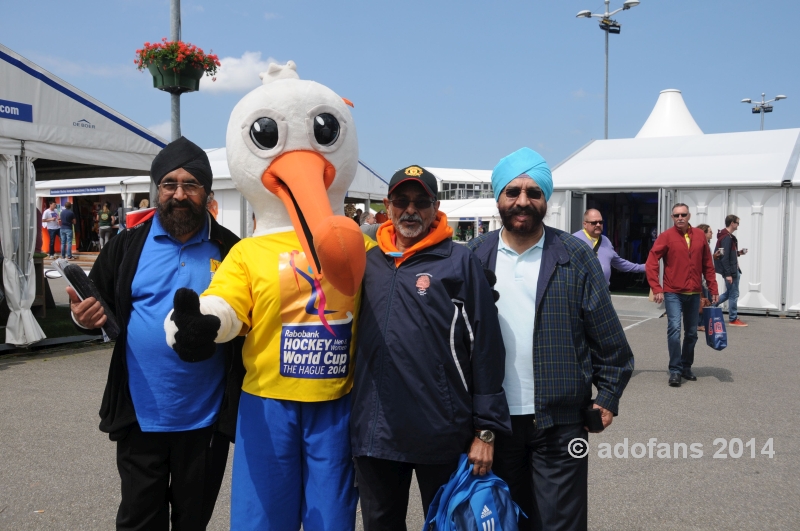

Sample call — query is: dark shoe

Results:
[669,373,682,387]
[682,371,697,381]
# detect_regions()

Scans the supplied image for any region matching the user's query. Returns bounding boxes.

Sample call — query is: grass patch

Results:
[35,305,87,338]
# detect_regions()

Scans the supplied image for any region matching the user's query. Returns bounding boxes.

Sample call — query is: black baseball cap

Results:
[388,165,438,198]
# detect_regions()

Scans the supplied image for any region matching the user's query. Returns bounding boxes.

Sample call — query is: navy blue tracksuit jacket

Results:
[351,238,511,465]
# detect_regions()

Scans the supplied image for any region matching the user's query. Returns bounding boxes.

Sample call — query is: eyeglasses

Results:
[584,220,603,226]
[672,213,689,218]
[159,182,204,196]
[389,198,435,210]
[504,187,543,200]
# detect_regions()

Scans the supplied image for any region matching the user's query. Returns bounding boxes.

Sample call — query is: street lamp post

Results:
[741,93,787,131]
[576,0,641,139]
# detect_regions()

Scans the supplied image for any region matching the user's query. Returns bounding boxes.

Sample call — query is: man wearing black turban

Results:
[68,137,244,530]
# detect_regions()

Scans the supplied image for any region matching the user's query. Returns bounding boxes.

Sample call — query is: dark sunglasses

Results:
[584,220,603,226]
[504,187,543,200]
[672,213,689,218]
[389,198,435,210]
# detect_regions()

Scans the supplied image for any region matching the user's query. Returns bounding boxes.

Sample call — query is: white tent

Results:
[636,89,703,138]
[1,43,164,344]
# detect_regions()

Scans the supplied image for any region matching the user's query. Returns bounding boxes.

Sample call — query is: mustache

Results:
[506,206,537,217]
[399,213,423,223]
[163,198,195,211]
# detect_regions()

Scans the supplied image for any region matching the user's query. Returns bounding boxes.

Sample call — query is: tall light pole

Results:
[741,93,787,131]
[577,0,641,139]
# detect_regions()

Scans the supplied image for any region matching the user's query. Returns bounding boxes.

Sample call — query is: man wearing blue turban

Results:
[467,148,634,531]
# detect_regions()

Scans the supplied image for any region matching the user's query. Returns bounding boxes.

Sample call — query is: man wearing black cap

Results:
[69,137,244,530]
[350,165,511,530]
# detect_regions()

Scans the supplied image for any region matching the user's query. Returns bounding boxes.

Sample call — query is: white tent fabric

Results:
[427,167,492,184]
[0,43,165,344]
[636,89,703,138]
[439,198,499,219]
[0,155,44,345]
[0,43,165,168]
[552,128,800,190]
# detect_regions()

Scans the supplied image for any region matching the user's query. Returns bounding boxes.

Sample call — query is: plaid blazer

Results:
[468,227,634,429]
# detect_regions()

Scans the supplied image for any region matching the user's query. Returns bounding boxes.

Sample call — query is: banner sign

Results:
[50,186,106,196]
[0,98,33,123]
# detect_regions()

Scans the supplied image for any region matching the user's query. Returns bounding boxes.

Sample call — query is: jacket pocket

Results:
[436,363,455,424]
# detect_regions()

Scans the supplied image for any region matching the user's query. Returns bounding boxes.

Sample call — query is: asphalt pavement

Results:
[1,314,799,530]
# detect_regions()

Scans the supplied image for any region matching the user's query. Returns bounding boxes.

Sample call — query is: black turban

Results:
[150,136,213,194]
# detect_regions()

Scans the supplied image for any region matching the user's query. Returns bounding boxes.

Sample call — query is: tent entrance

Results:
[585,192,658,294]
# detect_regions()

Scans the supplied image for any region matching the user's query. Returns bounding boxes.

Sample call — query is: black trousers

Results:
[354,456,459,531]
[115,423,230,531]
[492,417,588,531]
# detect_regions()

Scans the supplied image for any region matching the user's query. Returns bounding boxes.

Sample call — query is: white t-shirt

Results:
[42,208,59,230]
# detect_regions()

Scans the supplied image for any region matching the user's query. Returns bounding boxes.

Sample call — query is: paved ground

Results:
[1,314,799,530]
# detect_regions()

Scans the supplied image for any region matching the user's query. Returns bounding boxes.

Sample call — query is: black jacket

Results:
[713,229,740,277]
[350,238,511,465]
[90,215,245,441]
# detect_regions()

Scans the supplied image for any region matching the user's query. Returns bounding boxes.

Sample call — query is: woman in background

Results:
[97,203,115,250]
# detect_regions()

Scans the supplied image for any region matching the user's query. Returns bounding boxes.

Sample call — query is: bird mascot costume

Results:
[164,61,372,530]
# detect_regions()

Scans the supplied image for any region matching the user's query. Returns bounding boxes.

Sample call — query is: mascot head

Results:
[226,61,364,295]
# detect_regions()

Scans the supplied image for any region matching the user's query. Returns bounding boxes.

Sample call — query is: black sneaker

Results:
[669,373,682,387]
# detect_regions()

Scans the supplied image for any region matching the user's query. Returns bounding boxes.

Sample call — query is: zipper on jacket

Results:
[367,262,399,456]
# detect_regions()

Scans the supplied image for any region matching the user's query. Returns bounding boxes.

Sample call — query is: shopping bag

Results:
[702,306,727,351]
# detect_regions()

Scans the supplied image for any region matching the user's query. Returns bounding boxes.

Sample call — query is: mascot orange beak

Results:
[262,150,366,296]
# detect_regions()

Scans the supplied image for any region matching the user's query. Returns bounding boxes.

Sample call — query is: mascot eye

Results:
[313,113,340,146]
[250,118,279,149]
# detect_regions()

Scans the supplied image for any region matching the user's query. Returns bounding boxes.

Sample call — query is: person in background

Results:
[374,210,388,225]
[97,203,115,250]
[646,204,718,387]
[359,211,379,240]
[139,198,150,210]
[42,201,60,259]
[573,209,645,286]
[354,208,363,224]
[59,202,77,260]
[713,215,748,327]
[207,191,219,219]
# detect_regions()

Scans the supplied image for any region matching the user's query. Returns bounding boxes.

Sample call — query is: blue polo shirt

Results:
[126,213,226,432]
[495,229,544,415]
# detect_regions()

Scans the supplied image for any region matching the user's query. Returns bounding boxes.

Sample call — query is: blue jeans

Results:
[664,293,700,375]
[59,228,73,258]
[716,273,740,321]
[47,228,59,256]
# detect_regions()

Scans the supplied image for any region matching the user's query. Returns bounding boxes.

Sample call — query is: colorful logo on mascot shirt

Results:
[278,250,353,379]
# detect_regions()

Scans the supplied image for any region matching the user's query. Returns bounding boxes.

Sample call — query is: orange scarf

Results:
[376,211,453,267]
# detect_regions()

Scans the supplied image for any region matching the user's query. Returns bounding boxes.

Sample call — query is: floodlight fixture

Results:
[775,95,787,101]
[741,99,752,103]
[743,92,787,130]
[575,0,643,139]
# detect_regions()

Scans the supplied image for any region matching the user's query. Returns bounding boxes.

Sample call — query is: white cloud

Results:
[147,121,172,139]
[264,12,279,20]
[203,51,279,94]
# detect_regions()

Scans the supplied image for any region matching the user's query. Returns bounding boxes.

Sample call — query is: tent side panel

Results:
[676,188,729,297]
[545,191,568,232]
[786,189,800,313]
[730,188,784,312]
[215,189,243,238]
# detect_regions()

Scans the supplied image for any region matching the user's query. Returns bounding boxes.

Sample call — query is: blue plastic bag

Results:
[423,454,523,531]
[703,306,727,350]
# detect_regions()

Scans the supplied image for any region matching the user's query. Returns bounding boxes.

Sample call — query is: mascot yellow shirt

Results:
[203,230,376,402]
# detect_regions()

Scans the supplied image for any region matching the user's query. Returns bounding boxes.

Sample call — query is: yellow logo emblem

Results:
[405,166,424,177]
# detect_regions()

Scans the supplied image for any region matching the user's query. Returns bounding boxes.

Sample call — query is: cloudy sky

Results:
[3,0,798,177]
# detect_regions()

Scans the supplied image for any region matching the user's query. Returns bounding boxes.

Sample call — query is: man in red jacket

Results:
[646,203,718,387]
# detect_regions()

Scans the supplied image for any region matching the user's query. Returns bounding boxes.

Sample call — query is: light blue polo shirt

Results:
[126,212,226,432]
[495,229,543,415]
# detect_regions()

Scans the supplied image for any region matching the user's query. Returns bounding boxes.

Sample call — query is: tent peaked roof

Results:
[636,89,703,138]
[0,43,165,172]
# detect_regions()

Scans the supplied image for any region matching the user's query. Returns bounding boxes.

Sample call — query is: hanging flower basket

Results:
[135,38,220,95]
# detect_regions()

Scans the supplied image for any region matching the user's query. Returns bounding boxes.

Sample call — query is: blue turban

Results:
[491,147,553,202]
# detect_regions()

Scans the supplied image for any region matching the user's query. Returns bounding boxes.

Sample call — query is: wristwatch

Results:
[476,429,495,444]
